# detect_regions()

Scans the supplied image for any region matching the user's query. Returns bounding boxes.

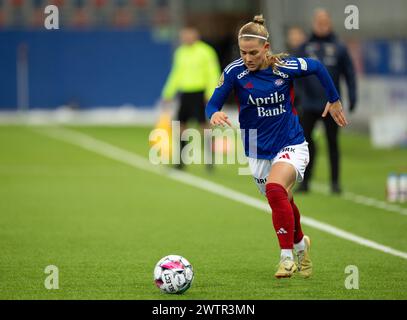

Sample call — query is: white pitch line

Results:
[36,127,407,260]
[311,182,407,216]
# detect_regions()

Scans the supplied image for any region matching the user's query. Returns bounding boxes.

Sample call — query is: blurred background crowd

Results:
[0,0,406,147]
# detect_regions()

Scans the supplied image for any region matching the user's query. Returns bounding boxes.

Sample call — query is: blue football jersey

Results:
[206,57,340,160]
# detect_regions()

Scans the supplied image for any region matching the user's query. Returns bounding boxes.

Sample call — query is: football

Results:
[154,255,194,294]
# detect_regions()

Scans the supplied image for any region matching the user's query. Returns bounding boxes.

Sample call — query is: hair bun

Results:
[253,14,265,25]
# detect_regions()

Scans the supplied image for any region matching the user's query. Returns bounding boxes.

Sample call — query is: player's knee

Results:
[265,182,288,204]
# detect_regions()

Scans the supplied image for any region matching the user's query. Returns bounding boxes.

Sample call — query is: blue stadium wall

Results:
[0,30,172,110]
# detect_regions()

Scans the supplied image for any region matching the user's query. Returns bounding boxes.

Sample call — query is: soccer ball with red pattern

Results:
[154,255,194,294]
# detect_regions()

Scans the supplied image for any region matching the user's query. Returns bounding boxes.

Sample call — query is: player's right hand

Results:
[210,112,232,127]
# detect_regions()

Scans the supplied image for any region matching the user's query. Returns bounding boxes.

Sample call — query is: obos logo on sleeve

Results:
[298,58,308,71]
[216,73,224,88]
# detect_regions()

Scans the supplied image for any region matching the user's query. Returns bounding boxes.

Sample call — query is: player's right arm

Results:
[205,69,234,127]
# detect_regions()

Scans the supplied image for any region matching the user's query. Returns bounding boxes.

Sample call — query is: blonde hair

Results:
[238,14,288,70]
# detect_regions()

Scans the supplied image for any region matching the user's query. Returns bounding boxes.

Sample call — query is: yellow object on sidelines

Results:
[150,110,172,162]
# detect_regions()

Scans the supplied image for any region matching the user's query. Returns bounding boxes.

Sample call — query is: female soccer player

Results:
[206,15,347,278]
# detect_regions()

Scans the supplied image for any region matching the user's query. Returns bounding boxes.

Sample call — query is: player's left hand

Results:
[322,100,348,127]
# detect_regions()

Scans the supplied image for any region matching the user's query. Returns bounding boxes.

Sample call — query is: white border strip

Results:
[36,127,407,260]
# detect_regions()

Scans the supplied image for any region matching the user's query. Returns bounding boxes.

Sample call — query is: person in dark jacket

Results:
[295,9,357,194]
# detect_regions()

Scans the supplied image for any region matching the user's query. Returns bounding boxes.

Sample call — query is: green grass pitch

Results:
[0,125,406,299]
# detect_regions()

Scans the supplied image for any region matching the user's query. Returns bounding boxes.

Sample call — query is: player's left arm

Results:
[279,57,348,127]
